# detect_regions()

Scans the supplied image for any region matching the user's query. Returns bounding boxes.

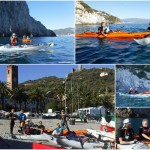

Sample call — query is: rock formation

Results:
[76,1,121,25]
[0,1,56,37]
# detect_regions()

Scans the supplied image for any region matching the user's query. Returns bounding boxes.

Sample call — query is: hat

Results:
[123,119,130,124]
[130,88,133,90]
[12,33,16,36]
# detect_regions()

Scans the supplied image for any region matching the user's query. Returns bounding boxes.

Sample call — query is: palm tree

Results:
[0,81,10,109]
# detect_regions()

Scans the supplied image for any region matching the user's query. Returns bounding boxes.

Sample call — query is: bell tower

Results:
[6,65,18,90]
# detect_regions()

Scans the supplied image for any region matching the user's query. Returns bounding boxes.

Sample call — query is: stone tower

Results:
[7,65,18,90]
[78,64,82,71]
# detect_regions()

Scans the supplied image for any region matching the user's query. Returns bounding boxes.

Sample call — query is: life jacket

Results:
[11,37,17,46]
[141,126,150,134]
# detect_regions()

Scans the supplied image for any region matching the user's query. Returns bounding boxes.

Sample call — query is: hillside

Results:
[21,68,115,112]
[0,1,56,37]
[76,1,121,25]
[122,18,150,24]
[53,28,74,36]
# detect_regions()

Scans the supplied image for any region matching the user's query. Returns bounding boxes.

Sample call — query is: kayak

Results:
[32,143,63,149]
[86,129,115,140]
[0,44,47,52]
[22,39,32,43]
[134,37,150,46]
[46,129,87,136]
[118,92,150,98]
[15,133,49,141]
[48,136,104,149]
[116,143,148,150]
[76,31,150,39]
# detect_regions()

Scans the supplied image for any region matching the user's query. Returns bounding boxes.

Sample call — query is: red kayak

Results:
[33,143,64,149]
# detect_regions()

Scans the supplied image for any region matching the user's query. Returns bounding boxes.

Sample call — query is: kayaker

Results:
[139,119,150,140]
[19,109,26,131]
[52,123,63,135]
[10,33,18,46]
[38,121,45,134]
[147,23,150,31]
[23,35,27,39]
[118,119,136,145]
[98,22,107,37]
[9,109,16,135]
[105,22,112,33]
[129,88,134,94]
[60,110,70,133]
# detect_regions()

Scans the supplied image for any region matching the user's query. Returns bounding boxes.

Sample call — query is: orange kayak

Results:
[76,31,150,39]
[45,129,87,136]
[22,39,32,43]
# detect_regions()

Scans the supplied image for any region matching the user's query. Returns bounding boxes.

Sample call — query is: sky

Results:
[26,1,74,30]
[0,65,114,83]
[85,1,150,19]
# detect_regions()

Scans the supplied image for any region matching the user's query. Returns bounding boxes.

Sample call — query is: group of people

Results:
[117,118,150,145]
[10,33,30,46]
[9,109,70,136]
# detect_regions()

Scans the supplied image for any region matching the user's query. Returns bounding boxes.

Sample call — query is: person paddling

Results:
[129,88,134,94]
[10,33,18,46]
[98,22,107,37]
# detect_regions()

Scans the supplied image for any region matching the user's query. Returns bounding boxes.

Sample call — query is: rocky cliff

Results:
[76,1,121,25]
[0,1,56,37]
[116,65,150,93]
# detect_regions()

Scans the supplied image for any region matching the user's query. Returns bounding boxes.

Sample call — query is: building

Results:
[6,65,18,90]
[100,72,108,77]
[78,64,82,71]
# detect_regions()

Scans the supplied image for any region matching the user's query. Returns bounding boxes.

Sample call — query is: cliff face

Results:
[0,1,56,37]
[76,1,121,25]
[116,66,150,93]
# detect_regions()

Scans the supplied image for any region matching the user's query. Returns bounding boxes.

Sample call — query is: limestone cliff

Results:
[76,1,121,25]
[0,1,56,37]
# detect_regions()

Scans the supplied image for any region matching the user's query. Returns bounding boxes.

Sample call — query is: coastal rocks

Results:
[116,108,138,118]
[116,68,150,93]
[0,1,56,37]
[76,1,121,25]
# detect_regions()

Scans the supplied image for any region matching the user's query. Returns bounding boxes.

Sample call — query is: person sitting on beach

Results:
[139,119,150,140]
[129,88,134,94]
[10,33,18,46]
[52,123,63,135]
[19,109,26,131]
[118,119,136,145]
[147,23,150,31]
[38,121,45,134]
[98,22,107,37]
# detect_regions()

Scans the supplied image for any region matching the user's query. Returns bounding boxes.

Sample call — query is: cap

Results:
[12,33,16,36]
[123,118,130,124]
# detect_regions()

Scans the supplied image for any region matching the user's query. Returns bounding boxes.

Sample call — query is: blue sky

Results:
[85,1,150,19]
[27,1,74,30]
[0,65,114,83]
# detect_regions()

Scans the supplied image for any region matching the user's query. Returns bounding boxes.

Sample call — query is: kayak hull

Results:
[32,143,63,149]
[134,37,150,46]
[118,92,150,98]
[76,31,150,39]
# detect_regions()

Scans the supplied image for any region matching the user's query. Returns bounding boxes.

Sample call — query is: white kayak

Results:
[117,143,148,150]
[49,136,103,149]
[134,37,150,46]
[0,44,48,52]
[86,129,115,140]
[15,133,49,141]
[118,92,150,98]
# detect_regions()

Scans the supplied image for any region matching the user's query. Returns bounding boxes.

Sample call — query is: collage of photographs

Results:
[0,0,150,149]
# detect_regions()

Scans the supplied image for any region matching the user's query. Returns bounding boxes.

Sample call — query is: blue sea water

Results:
[0,36,74,64]
[116,94,150,107]
[76,24,150,64]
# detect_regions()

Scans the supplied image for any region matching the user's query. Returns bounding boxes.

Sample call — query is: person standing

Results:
[80,113,83,123]
[9,109,16,135]
[10,33,18,46]
[19,109,26,131]
[60,110,70,134]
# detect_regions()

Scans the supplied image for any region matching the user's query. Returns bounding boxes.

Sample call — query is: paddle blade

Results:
[134,37,150,46]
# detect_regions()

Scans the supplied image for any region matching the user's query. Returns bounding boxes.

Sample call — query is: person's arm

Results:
[119,137,135,145]
[141,133,150,140]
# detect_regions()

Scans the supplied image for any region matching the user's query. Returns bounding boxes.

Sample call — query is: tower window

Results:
[8,70,10,74]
